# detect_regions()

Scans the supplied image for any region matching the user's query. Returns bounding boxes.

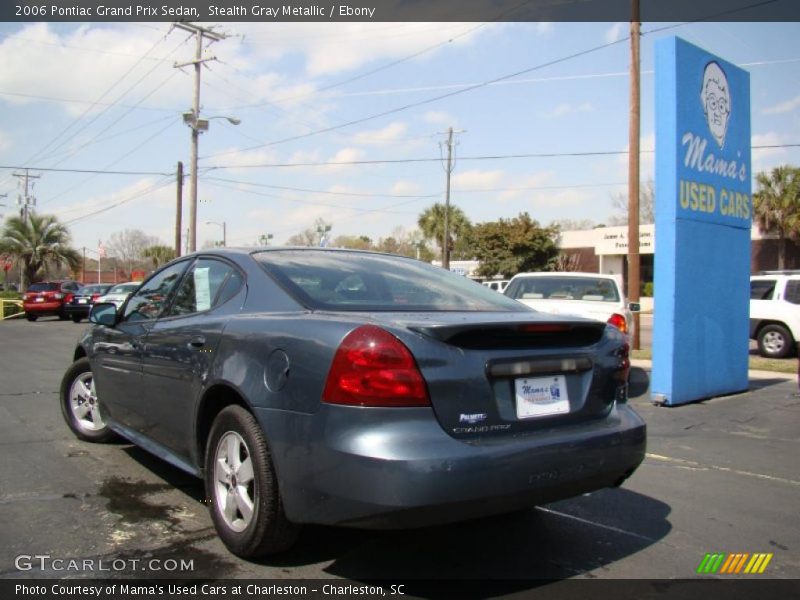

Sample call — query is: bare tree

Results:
[608,179,655,226]
[107,229,158,276]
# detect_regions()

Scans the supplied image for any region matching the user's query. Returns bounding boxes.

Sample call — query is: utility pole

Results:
[12,169,40,222]
[628,0,642,349]
[174,22,227,253]
[175,161,183,257]
[12,170,39,290]
[439,127,464,271]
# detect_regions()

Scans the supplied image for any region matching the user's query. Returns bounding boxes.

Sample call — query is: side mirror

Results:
[628,302,641,313]
[89,303,119,326]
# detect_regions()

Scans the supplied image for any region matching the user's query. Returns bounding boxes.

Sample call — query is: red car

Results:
[23,280,83,321]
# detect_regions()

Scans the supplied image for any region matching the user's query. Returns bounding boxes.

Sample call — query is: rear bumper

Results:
[255,403,646,528]
[23,301,64,315]
[63,304,91,316]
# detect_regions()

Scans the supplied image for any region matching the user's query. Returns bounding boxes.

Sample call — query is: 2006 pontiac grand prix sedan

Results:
[60,248,645,558]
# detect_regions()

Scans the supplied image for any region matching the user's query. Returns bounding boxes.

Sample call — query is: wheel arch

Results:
[73,345,87,362]
[195,383,254,469]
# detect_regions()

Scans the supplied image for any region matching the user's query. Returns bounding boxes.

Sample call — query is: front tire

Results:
[758,323,795,359]
[205,405,299,557]
[60,357,114,442]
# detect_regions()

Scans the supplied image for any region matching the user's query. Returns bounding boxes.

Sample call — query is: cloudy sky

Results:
[0,19,798,252]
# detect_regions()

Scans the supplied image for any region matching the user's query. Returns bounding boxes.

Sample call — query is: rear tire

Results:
[205,405,299,557]
[25,313,37,322]
[757,323,794,359]
[71,315,82,323]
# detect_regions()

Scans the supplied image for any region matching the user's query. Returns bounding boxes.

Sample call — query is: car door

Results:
[139,257,245,459]
[91,260,190,433]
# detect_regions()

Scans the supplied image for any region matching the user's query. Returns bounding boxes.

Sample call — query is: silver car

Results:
[95,282,140,309]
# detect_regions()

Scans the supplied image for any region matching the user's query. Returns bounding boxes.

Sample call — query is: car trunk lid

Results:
[373,312,628,440]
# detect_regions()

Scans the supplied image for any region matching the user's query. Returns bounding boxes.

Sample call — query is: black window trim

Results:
[155,255,246,322]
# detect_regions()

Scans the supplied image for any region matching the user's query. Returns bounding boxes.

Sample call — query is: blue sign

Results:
[652,37,751,406]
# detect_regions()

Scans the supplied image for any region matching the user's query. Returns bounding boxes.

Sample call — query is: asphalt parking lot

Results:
[1,317,798,584]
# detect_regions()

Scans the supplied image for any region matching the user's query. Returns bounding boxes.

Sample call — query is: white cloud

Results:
[390,180,423,195]
[0,130,12,155]
[352,122,408,145]
[762,95,800,115]
[604,23,625,44]
[452,169,505,190]
[423,111,453,125]
[542,102,595,118]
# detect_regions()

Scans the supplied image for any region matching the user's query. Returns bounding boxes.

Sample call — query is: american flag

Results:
[97,241,106,258]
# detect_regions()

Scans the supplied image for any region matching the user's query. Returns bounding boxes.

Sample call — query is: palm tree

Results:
[753,166,800,270]
[0,213,80,290]
[142,245,176,269]
[417,203,472,264]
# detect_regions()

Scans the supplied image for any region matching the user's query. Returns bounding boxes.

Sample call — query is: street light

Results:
[183,112,240,253]
[316,225,332,247]
[205,220,226,247]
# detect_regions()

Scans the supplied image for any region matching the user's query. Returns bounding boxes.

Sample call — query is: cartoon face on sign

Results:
[700,61,731,148]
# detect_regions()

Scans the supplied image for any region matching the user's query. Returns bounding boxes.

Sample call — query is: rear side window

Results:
[750,279,776,300]
[785,280,800,305]
[255,250,527,312]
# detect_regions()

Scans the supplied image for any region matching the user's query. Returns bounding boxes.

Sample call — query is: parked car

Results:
[60,249,645,558]
[23,280,82,321]
[749,272,800,358]
[482,279,510,293]
[95,282,140,309]
[504,272,639,337]
[63,284,113,323]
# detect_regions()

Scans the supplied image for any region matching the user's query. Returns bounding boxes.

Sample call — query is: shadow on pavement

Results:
[258,487,671,583]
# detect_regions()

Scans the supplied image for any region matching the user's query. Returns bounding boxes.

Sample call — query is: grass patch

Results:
[632,347,797,374]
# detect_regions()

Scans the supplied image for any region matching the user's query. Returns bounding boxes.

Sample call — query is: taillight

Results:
[607,313,628,334]
[91,294,100,302]
[323,325,429,407]
[614,342,631,384]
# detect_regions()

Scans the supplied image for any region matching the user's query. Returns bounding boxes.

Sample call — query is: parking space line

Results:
[535,506,659,542]
[646,453,800,487]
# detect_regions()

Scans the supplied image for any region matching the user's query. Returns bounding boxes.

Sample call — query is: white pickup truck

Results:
[503,272,638,337]
[750,272,800,358]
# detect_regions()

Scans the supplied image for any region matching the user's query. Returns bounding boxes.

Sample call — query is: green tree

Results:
[332,235,372,250]
[753,166,800,270]
[142,245,176,268]
[417,203,473,262]
[471,213,559,278]
[0,213,80,289]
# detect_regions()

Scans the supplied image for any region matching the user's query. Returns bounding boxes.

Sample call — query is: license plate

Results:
[515,375,570,419]
[78,298,88,304]
[35,297,44,303]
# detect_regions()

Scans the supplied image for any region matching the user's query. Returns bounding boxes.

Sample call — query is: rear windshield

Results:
[505,276,620,302]
[83,285,111,294]
[28,283,58,292]
[254,250,529,312]
[109,284,139,294]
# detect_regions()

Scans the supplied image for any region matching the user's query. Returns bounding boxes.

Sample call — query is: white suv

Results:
[750,272,800,358]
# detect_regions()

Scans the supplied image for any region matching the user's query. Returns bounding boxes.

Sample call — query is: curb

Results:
[630,359,796,382]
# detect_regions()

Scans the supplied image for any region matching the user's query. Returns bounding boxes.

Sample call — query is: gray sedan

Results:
[60,248,645,558]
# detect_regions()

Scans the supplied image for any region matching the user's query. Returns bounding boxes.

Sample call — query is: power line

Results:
[0,165,174,176]
[201,176,441,198]
[201,35,630,161]
[202,144,799,170]
[61,176,175,225]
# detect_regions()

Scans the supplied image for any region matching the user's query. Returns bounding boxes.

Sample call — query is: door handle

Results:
[188,336,206,348]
